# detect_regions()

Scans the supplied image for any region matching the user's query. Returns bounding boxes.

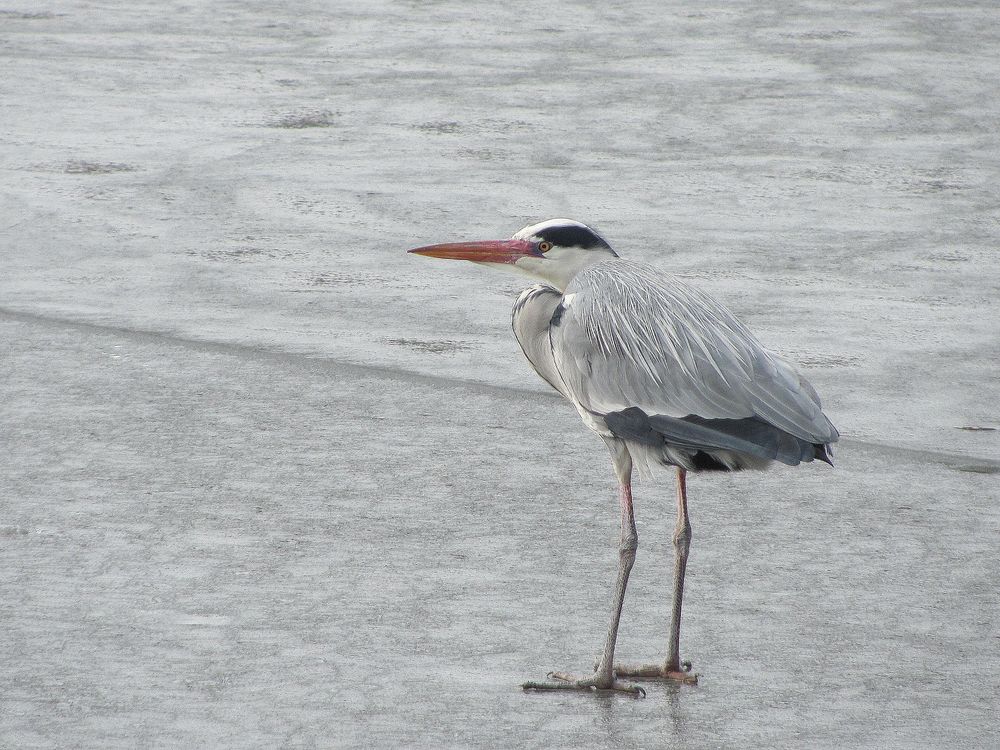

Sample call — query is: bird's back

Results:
[512,259,838,472]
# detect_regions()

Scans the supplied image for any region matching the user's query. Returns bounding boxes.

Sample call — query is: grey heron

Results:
[408,218,838,696]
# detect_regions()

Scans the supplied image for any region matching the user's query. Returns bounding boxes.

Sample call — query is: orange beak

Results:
[408,239,538,264]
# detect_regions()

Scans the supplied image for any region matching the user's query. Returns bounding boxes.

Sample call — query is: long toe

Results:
[613,662,699,684]
[522,672,645,697]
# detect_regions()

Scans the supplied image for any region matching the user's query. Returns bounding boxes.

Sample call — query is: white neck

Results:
[509,245,617,292]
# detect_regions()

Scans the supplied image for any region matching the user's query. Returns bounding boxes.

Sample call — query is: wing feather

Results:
[548,260,838,446]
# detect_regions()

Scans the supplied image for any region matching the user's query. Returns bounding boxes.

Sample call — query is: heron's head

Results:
[408,218,618,291]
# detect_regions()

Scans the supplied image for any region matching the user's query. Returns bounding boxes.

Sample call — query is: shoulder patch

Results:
[550,301,566,327]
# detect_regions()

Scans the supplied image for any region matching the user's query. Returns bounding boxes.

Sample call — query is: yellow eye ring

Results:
[538,241,553,253]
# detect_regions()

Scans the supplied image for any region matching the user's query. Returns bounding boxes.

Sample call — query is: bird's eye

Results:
[538,241,553,253]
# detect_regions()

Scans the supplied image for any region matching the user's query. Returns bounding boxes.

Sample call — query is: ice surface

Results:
[2,1,998,748]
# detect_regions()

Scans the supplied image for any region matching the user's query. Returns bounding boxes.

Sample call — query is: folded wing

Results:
[543,261,838,465]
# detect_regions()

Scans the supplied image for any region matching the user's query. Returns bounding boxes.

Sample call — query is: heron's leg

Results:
[666,467,694,673]
[614,467,698,684]
[584,479,639,679]
[522,476,644,696]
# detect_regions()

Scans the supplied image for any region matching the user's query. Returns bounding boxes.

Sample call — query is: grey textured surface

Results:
[2,1,999,748]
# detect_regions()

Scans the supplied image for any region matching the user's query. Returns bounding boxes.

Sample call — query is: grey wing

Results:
[549,261,838,464]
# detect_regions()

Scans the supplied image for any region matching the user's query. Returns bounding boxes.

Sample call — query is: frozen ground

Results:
[1,1,998,748]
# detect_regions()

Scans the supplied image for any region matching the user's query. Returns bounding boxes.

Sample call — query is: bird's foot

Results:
[611,660,699,684]
[522,671,645,697]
